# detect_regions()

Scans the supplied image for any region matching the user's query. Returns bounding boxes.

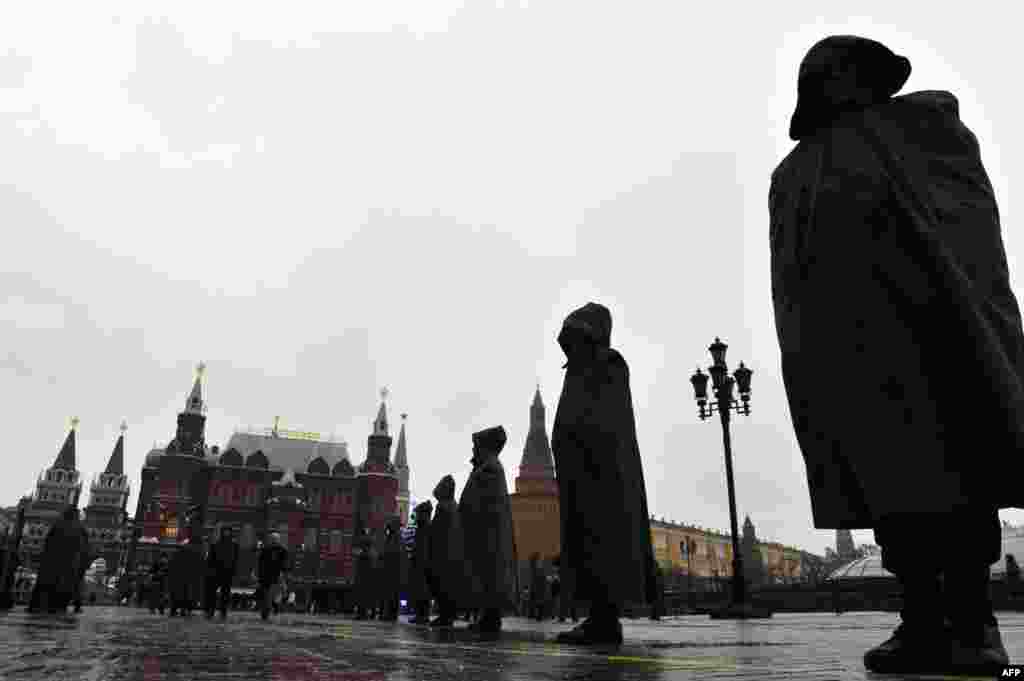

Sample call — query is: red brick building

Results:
[129,367,407,607]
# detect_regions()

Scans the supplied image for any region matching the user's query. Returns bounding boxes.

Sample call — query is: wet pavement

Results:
[0,607,1021,680]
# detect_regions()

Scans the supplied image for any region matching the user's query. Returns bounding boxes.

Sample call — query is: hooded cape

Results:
[407,506,433,602]
[552,303,658,607]
[771,89,1024,528]
[427,475,471,608]
[458,452,517,610]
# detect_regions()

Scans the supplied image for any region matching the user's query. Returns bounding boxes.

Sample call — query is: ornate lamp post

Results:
[690,338,769,619]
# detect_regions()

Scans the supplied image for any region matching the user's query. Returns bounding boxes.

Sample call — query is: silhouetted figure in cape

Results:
[772,35,1023,675]
[407,501,434,624]
[459,426,517,635]
[427,475,467,627]
[552,302,657,645]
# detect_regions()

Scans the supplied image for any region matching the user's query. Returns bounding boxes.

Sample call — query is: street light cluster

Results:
[689,338,753,420]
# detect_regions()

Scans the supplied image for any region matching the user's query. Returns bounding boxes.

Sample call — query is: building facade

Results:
[128,368,404,605]
[649,517,803,586]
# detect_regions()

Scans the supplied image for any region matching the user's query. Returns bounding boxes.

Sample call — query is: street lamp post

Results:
[690,338,770,619]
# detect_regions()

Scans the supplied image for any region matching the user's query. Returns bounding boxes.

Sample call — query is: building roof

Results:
[223,430,350,473]
[827,555,895,580]
[992,529,1024,578]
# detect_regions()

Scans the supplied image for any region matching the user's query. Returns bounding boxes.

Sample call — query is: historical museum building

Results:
[129,368,409,603]
[9,365,412,608]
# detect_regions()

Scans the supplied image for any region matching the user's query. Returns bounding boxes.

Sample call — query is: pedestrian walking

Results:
[771,35,1024,675]
[552,302,658,645]
[168,542,202,616]
[28,507,90,614]
[147,553,170,614]
[528,553,548,621]
[353,529,380,620]
[551,568,563,622]
[204,527,238,619]
[377,520,402,621]
[257,532,290,621]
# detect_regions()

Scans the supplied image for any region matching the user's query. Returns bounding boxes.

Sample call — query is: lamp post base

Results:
[709,601,773,620]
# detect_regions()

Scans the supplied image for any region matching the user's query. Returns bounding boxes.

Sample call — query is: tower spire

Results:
[516,386,556,494]
[105,421,126,475]
[185,362,206,415]
[394,414,409,469]
[373,387,389,436]
[53,417,78,470]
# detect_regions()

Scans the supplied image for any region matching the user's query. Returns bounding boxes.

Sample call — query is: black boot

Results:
[556,603,623,645]
[946,566,1009,674]
[430,601,456,627]
[864,573,949,674]
[469,608,502,635]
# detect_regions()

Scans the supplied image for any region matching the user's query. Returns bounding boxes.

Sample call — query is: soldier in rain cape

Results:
[552,302,657,645]
[459,426,517,634]
[407,501,433,624]
[28,507,90,614]
[427,474,467,627]
[772,35,1024,675]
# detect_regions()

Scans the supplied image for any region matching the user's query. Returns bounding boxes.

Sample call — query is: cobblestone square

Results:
[2,608,1021,680]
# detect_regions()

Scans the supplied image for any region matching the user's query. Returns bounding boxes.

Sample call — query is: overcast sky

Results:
[2,3,1021,557]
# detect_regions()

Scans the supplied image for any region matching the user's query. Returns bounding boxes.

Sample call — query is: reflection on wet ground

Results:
[0,608,1019,680]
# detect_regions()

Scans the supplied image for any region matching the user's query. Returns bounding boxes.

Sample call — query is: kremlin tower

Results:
[394,414,410,527]
[509,385,561,567]
[353,389,401,546]
[17,419,84,563]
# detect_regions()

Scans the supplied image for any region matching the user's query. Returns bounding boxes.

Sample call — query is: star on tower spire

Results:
[185,362,206,414]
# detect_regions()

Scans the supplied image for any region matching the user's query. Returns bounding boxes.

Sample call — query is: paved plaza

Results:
[1,608,1021,680]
